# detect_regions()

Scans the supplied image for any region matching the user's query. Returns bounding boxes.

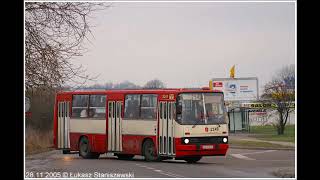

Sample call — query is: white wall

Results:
[249,110,295,126]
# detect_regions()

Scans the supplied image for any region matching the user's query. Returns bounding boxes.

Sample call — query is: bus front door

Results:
[107,101,123,152]
[158,101,175,156]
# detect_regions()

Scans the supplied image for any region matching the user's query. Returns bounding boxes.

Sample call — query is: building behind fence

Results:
[211,77,295,133]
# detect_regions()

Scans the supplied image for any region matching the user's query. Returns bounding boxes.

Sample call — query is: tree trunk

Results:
[278,124,285,135]
[277,111,285,135]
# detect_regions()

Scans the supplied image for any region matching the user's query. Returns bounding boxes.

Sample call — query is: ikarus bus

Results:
[53,88,229,163]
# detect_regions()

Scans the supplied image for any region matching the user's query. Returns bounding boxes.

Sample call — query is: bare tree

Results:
[114,81,141,89]
[25,2,108,91]
[74,81,141,90]
[143,79,166,89]
[104,82,114,89]
[262,64,295,135]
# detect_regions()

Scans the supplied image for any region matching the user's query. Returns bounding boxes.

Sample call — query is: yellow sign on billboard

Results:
[241,102,295,109]
[230,65,235,78]
[209,80,213,90]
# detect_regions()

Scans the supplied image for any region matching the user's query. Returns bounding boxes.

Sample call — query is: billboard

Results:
[211,77,258,101]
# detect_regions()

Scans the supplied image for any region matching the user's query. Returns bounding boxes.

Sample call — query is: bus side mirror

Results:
[225,112,230,124]
[176,104,182,114]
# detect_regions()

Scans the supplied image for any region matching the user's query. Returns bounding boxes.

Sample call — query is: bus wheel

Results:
[143,139,159,162]
[62,150,70,154]
[79,137,100,159]
[116,154,135,160]
[184,157,202,163]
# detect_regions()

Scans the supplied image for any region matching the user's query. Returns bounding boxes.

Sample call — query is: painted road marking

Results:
[230,154,255,160]
[241,150,277,155]
[257,160,292,162]
[231,150,278,161]
[157,170,184,178]
[153,169,185,178]
[135,164,185,178]
[163,172,185,178]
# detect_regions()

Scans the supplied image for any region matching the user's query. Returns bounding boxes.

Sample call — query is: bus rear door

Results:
[57,100,71,149]
[107,100,123,152]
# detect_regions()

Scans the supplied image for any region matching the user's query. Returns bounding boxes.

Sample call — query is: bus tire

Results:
[116,154,135,160]
[62,150,70,154]
[90,153,100,159]
[184,156,202,163]
[79,136,100,159]
[142,139,159,162]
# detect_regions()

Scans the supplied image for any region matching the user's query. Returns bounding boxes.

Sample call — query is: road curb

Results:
[230,146,295,151]
[26,149,58,158]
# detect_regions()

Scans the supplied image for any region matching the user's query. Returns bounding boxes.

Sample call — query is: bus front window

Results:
[176,93,226,125]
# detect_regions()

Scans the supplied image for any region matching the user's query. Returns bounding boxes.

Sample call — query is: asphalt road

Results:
[25,148,295,178]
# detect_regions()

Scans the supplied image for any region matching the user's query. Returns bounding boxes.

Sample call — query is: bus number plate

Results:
[202,145,214,149]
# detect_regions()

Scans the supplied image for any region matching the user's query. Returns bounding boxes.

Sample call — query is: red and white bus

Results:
[53,88,229,163]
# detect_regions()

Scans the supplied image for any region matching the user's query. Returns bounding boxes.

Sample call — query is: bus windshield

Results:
[176,93,226,125]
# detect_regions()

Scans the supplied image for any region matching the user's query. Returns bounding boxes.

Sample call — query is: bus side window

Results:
[72,95,89,118]
[124,94,140,119]
[140,94,157,120]
[89,95,106,118]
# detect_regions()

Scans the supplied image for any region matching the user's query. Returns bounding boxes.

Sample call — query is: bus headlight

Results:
[223,137,228,143]
[184,138,189,144]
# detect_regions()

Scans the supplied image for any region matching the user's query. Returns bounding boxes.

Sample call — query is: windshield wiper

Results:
[192,113,207,128]
[192,119,204,128]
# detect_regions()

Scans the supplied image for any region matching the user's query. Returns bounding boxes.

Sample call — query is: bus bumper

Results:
[175,144,229,157]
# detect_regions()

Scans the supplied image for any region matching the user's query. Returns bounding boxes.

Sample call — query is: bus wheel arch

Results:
[142,138,160,162]
[141,138,154,156]
[78,135,88,146]
[78,135,100,159]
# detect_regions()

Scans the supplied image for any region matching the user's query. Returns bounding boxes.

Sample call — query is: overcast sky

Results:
[71,2,295,91]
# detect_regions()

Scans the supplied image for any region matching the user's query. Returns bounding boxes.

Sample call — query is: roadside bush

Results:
[26,88,56,131]
[25,125,53,155]
[25,88,56,155]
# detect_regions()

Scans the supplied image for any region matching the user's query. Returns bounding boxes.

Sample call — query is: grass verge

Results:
[229,139,293,149]
[249,125,295,143]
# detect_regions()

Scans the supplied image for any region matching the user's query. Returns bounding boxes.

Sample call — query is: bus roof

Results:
[57,88,223,95]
